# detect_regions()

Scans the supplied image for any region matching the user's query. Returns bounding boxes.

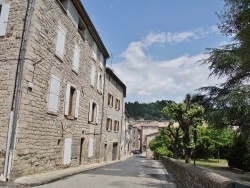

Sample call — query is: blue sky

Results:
[81,0,231,103]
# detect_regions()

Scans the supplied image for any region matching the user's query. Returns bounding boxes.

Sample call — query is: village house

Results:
[0,0,128,181]
[101,68,126,162]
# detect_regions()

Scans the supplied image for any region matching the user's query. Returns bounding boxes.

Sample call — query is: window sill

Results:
[108,105,113,108]
[47,110,58,116]
[55,51,64,61]
[72,67,79,74]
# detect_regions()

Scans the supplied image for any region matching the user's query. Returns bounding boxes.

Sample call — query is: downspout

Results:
[99,66,106,163]
[3,0,35,180]
[118,97,124,160]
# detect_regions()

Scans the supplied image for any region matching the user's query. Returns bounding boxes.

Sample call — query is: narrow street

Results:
[35,155,177,188]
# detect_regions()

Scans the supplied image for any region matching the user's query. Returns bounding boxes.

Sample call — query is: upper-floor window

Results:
[72,44,80,73]
[65,83,80,119]
[92,42,97,61]
[115,98,120,110]
[88,100,99,124]
[114,120,119,132]
[108,93,113,107]
[0,3,10,36]
[55,26,66,59]
[90,65,96,87]
[106,118,112,132]
[97,72,104,93]
[48,75,61,113]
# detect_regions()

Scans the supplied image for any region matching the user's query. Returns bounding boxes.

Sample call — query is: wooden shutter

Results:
[0,3,10,36]
[56,26,66,58]
[73,44,80,72]
[63,138,72,165]
[97,72,100,91]
[48,75,60,112]
[90,66,95,86]
[64,83,71,115]
[74,89,80,118]
[88,138,94,157]
[95,104,99,124]
[88,100,93,121]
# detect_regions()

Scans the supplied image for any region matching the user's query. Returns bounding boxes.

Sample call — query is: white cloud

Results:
[111,29,224,103]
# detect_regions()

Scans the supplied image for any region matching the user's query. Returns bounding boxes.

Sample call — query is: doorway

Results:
[112,143,118,161]
[79,138,84,165]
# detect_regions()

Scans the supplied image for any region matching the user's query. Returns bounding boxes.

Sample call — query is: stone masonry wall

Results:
[1,0,106,179]
[161,157,233,188]
[101,71,125,162]
[0,0,28,175]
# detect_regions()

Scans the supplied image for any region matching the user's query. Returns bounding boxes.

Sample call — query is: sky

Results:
[81,0,232,103]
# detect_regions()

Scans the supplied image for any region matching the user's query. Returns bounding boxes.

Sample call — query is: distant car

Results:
[132,150,141,154]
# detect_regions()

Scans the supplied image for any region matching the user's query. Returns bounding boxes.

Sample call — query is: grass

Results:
[178,158,228,168]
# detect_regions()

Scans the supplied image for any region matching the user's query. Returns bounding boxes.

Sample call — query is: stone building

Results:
[101,68,126,162]
[0,0,111,180]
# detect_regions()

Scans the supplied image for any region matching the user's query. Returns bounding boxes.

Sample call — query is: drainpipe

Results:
[118,98,124,160]
[98,66,106,163]
[3,0,35,180]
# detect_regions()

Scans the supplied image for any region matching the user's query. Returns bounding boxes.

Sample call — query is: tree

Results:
[163,94,204,163]
[199,0,250,136]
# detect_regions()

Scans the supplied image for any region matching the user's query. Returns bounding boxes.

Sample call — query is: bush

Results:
[227,136,250,171]
[166,150,173,158]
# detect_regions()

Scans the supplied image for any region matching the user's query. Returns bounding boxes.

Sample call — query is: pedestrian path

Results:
[14,155,132,187]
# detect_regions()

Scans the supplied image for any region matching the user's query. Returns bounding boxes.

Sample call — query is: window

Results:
[108,93,113,107]
[114,120,119,132]
[63,138,72,165]
[48,75,61,113]
[88,100,99,124]
[92,42,97,61]
[90,65,96,87]
[88,138,94,157]
[106,118,112,131]
[64,83,80,119]
[72,44,80,72]
[55,26,66,59]
[97,72,104,93]
[115,98,120,110]
[99,54,104,69]
[0,3,10,36]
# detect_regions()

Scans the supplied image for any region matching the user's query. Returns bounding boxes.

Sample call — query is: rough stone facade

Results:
[100,68,126,162]
[0,0,113,180]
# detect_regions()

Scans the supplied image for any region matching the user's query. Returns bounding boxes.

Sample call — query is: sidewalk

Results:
[12,155,132,187]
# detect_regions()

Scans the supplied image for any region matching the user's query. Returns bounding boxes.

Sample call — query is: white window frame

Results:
[48,75,61,113]
[63,138,72,165]
[64,83,80,119]
[55,25,66,59]
[72,44,80,73]
[90,65,96,87]
[88,100,99,124]
[0,3,10,36]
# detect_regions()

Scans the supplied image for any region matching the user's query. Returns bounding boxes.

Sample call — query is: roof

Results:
[106,67,127,97]
[71,0,109,59]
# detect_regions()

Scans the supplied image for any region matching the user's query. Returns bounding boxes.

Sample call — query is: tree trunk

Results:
[217,147,220,163]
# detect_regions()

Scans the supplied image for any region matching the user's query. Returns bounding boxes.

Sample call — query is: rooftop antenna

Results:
[110,53,113,68]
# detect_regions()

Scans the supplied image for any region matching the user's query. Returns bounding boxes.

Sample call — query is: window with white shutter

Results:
[92,42,97,61]
[48,75,61,113]
[88,137,94,157]
[64,83,80,119]
[90,65,96,87]
[88,100,98,124]
[97,72,103,93]
[63,138,72,165]
[72,44,80,72]
[0,3,10,36]
[55,26,66,59]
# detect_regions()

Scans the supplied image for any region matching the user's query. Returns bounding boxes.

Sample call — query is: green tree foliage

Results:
[149,129,172,158]
[163,94,204,163]
[125,100,173,120]
[199,0,250,136]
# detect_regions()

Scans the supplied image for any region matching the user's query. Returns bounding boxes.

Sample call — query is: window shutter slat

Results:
[73,45,80,72]
[90,66,95,86]
[88,100,93,121]
[95,104,99,124]
[74,89,80,118]
[48,75,60,112]
[56,26,66,58]
[0,3,10,36]
[64,83,71,115]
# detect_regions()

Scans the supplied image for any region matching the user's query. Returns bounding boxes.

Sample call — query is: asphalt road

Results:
[35,155,178,188]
